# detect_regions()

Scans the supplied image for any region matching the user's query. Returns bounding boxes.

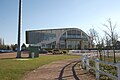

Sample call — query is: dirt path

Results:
[24,59,95,80]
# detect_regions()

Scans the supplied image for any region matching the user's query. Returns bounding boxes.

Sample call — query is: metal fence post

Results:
[118,63,120,80]
[95,58,100,80]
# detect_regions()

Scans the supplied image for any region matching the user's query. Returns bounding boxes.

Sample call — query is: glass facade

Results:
[26,28,90,49]
[59,29,88,49]
[26,31,56,44]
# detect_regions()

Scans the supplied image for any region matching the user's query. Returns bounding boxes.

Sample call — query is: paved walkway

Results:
[24,59,95,80]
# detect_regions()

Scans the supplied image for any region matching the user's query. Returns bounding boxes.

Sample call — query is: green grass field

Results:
[0,55,80,80]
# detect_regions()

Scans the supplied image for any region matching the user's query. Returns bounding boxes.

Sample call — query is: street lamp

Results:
[17,0,22,58]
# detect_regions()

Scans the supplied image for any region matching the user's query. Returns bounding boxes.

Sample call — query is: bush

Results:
[62,50,67,54]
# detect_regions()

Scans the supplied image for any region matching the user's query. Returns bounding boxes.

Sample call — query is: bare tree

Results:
[104,34,110,58]
[103,19,118,63]
[88,28,104,60]
[95,35,104,60]
[87,28,98,49]
[101,38,106,61]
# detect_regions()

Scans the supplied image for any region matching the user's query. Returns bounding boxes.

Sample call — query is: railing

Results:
[69,50,120,54]
[81,54,120,80]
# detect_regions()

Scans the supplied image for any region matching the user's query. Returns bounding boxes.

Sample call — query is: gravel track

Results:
[24,59,95,80]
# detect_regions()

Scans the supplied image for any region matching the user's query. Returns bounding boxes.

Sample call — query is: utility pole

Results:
[17,0,22,58]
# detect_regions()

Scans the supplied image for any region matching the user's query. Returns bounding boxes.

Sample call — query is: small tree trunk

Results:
[107,50,109,58]
[113,46,116,63]
[104,50,106,61]
[99,50,102,61]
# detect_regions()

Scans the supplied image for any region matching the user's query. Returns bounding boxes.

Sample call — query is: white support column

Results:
[86,55,89,72]
[66,31,67,38]
[118,63,120,80]
[95,58,100,80]
[82,55,85,69]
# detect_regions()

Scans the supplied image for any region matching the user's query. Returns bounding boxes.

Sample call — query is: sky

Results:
[0,0,120,45]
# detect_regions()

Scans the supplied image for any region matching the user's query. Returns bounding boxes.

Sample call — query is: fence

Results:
[69,50,120,54]
[81,54,120,80]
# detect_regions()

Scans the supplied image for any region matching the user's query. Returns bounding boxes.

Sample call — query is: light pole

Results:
[17,0,22,58]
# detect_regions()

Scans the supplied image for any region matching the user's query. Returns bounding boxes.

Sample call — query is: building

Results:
[26,28,91,49]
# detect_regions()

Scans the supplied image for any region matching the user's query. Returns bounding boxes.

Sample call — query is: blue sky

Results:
[0,0,120,45]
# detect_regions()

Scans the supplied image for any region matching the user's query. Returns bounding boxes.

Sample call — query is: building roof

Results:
[26,28,81,32]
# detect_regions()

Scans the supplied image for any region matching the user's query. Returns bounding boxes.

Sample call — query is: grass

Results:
[0,55,80,80]
[96,55,120,63]
[89,56,120,80]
